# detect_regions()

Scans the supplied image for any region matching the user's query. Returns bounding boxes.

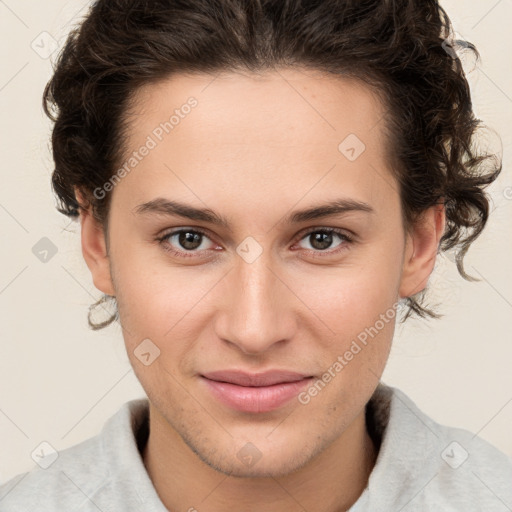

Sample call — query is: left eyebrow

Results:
[285,198,375,224]
[133,197,375,228]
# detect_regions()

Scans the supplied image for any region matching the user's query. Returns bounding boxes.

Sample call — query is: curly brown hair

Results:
[43,0,501,329]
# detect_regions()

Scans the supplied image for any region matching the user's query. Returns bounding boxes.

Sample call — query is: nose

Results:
[214,249,298,355]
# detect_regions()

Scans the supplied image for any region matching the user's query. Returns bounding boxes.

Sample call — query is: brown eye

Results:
[308,231,335,250]
[297,229,352,253]
[176,231,203,250]
[158,228,218,258]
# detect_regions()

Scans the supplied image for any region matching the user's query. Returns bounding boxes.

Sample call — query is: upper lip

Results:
[201,370,311,387]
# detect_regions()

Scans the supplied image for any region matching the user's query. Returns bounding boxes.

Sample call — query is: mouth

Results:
[200,370,315,413]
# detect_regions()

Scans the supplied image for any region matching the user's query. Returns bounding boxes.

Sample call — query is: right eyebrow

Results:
[133,198,231,229]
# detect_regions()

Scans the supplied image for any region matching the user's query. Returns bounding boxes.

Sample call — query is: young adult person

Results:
[1,1,511,510]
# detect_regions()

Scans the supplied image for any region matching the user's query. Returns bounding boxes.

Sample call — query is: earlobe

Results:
[399,204,446,299]
[75,188,116,296]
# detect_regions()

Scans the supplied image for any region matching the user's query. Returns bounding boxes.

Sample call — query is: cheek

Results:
[112,242,191,323]
[284,247,401,383]
[113,270,197,394]
[112,252,220,369]
[295,274,396,414]
[290,256,402,338]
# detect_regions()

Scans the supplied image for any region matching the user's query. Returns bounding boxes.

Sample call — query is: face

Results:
[81,67,440,478]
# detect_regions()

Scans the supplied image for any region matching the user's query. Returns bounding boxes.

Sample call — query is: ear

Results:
[75,188,116,296]
[399,203,446,298]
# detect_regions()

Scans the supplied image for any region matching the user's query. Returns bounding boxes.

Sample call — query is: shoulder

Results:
[0,429,107,511]
[0,398,162,512]
[360,383,512,511]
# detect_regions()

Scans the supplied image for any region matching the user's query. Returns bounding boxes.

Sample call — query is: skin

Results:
[77,67,445,512]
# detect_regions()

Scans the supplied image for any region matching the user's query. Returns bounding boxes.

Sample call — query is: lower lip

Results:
[201,377,313,413]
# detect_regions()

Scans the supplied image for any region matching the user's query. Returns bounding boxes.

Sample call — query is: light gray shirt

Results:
[1,383,511,511]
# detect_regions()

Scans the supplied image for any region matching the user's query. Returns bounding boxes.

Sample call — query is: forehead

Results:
[114,68,396,216]
[126,67,387,150]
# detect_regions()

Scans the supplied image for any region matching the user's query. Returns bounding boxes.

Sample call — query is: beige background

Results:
[1,0,511,483]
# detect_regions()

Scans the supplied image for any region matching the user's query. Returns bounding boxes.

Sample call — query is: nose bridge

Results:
[217,248,295,354]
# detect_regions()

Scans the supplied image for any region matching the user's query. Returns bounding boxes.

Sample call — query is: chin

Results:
[186,433,320,479]
[203,454,311,479]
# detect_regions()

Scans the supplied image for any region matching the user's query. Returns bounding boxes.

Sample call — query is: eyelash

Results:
[156,227,354,260]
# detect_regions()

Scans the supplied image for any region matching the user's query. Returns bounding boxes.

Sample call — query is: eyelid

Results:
[294,225,356,242]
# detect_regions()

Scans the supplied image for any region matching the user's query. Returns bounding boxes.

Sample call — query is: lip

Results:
[200,370,314,413]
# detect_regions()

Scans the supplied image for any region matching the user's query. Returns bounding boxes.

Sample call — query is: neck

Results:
[142,404,377,512]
